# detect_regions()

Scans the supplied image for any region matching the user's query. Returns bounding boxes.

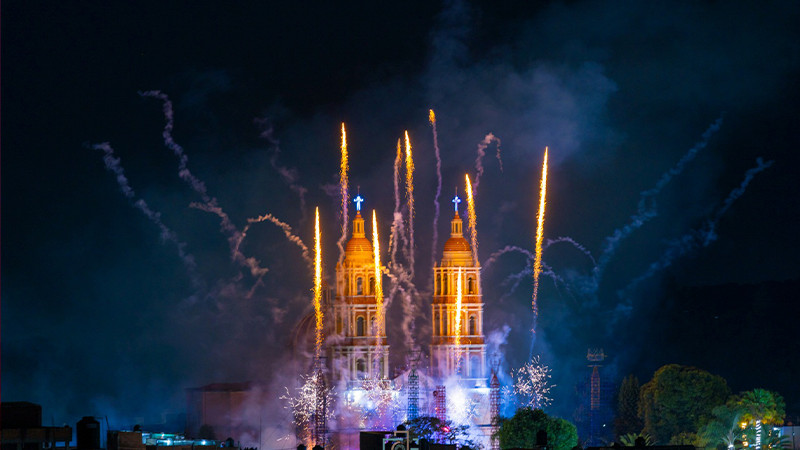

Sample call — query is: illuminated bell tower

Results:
[330,195,389,386]
[430,195,486,384]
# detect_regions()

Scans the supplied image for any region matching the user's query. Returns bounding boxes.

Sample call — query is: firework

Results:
[454,267,463,374]
[513,356,554,409]
[372,209,384,343]
[531,148,548,352]
[280,371,334,446]
[337,123,349,267]
[313,207,323,361]
[404,131,415,277]
[465,174,479,266]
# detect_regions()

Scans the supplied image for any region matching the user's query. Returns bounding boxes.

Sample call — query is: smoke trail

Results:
[429,109,443,270]
[473,133,501,195]
[337,123,350,268]
[531,148,549,356]
[93,142,199,280]
[139,90,247,269]
[618,157,774,301]
[390,139,404,269]
[255,118,309,221]
[404,131,416,279]
[483,245,535,270]
[190,202,269,279]
[239,212,312,268]
[596,117,724,276]
[544,236,597,268]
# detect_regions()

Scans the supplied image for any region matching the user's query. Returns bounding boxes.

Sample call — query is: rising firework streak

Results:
[531,148,548,354]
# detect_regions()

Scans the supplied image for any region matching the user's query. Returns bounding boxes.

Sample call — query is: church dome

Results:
[345,236,373,255]
[440,212,473,266]
[443,235,470,253]
[344,211,373,263]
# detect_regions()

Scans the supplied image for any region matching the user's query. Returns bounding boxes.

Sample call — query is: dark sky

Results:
[3,0,799,430]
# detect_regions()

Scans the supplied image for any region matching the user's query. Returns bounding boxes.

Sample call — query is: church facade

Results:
[325,194,491,444]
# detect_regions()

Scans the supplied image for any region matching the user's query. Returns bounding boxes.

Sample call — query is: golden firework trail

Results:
[465,174,479,266]
[404,131,415,275]
[454,266,463,374]
[531,148,548,351]
[372,209,384,343]
[314,207,324,361]
[429,109,436,125]
[337,123,349,266]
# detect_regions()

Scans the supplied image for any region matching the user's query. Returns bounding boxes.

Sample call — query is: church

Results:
[323,193,494,447]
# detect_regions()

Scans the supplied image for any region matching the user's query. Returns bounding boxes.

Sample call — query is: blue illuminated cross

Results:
[452,195,461,213]
[353,194,365,211]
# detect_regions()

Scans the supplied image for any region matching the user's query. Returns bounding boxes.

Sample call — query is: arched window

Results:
[434,312,440,335]
[436,274,441,295]
[356,358,366,379]
[370,317,377,335]
[470,355,480,378]
[442,312,448,335]
[336,317,343,334]
[467,276,475,294]
[357,316,365,336]
[469,315,476,336]
[443,275,448,295]
[356,277,363,295]
[369,277,375,295]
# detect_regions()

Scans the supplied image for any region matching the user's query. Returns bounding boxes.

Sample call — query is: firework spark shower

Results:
[5,0,799,437]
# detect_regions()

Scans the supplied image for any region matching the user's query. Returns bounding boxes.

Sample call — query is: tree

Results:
[496,407,578,450]
[728,389,785,426]
[403,416,477,448]
[638,364,729,444]
[700,404,742,450]
[616,374,643,438]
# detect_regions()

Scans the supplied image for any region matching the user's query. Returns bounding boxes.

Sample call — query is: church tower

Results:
[430,195,486,384]
[330,195,389,386]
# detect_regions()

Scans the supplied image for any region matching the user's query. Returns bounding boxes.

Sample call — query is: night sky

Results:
[3,0,799,430]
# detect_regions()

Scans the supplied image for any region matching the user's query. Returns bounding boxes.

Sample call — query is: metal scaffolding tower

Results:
[433,385,447,423]
[407,350,421,421]
[490,371,501,450]
[312,363,327,448]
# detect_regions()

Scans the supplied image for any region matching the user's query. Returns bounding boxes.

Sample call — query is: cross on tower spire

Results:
[452,194,461,213]
[353,194,364,212]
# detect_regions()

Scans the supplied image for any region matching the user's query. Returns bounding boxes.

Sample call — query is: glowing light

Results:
[513,356,554,409]
[354,194,364,211]
[532,148,548,347]
[372,209,383,342]
[344,380,401,429]
[454,267,463,373]
[404,131,415,275]
[465,174,478,266]
[313,207,323,361]
[280,371,334,446]
[337,123,349,267]
[429,109,436,124]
